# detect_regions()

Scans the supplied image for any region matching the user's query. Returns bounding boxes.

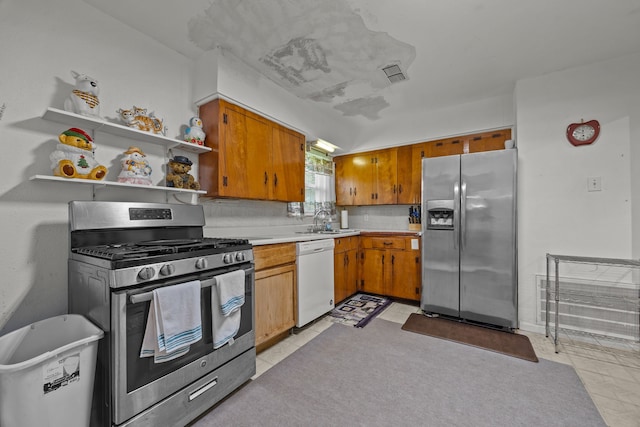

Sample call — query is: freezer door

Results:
[421,155,460,317]
[459,150,517,328]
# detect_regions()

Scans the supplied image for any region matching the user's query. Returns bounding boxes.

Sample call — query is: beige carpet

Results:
[191,319,603,426]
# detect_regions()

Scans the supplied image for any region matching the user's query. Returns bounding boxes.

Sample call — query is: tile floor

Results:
[256,302,640,427]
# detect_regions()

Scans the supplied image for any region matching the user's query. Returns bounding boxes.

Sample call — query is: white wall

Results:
[515,53,640,332]
[0,0,197,332]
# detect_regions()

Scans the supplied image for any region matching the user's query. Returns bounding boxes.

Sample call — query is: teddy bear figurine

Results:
[117,146,153,185]
[183,116,206,145]
[63,71,101,119]
[166,156,200,190]
[50,127,108,180]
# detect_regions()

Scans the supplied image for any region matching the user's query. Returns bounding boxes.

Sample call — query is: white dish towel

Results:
[212,270,245,349]
[140,280,202,363]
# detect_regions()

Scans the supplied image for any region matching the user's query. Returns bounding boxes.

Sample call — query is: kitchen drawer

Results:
[253,243,296,270]
[360,237,406,250]
[334,236,358,253]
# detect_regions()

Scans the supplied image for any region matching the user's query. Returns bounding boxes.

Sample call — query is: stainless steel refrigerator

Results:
[421,149,517,329]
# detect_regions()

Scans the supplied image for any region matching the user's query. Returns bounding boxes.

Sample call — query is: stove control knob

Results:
[223,253,233,264]
[138,267,155,281]
[235,252,245,262]
[159,264,175,276]
[195,258,208,270]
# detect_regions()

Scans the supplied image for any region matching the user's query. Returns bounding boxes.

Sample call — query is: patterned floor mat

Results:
[328,293,392,327]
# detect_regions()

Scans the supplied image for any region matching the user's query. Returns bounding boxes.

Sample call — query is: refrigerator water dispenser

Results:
[426,200,454,230]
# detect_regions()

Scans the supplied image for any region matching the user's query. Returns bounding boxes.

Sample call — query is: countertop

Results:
[203,226,421,246]
[243,230,361,246]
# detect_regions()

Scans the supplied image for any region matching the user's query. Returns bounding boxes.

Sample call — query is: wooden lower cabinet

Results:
[334,236,358,304]
[253,243,297,348]
[358,234,421,301]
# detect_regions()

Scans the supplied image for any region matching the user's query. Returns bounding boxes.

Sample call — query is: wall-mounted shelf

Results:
[42,108,211,154]
[40,108,209,204]
[30,175,205,204]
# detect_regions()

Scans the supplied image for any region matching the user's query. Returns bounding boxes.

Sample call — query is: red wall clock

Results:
[566,120,600,146]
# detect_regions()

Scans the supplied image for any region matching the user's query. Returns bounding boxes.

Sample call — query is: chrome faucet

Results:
[313,208,332,232]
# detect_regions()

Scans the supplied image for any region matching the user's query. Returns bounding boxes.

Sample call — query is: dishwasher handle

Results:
[296,239,335,256]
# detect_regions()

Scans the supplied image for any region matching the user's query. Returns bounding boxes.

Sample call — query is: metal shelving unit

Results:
[545,254,640,354]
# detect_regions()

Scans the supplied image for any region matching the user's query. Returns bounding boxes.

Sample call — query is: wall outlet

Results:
[364,214,369,221]
[587,176,602,192]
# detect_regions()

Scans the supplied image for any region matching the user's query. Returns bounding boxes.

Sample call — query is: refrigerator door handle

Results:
[460,181,467,251]
[453,181,460,250]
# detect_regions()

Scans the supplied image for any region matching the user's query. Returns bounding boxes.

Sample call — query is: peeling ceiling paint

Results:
[335,96,389,120]
[187,0,415,120]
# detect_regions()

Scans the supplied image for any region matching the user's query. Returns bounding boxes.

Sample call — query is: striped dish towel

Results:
[140,280,202,363]
[212,270,245,349]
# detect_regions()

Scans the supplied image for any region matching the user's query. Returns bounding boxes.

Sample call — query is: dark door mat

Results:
[402,313,538,362]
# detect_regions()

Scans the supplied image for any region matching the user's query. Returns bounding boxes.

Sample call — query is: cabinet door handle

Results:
[383,241,393,246]
[399,184,402,194]
[354,187,357,196]
[264,172,268,185]
[274,173,278,186]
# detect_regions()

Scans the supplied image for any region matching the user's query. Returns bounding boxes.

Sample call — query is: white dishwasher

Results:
[296,239,335,327]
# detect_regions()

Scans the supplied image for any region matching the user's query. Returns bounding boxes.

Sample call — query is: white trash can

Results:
[0,314,104,427]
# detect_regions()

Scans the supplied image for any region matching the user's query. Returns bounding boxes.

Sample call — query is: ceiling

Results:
[85,0,640,133]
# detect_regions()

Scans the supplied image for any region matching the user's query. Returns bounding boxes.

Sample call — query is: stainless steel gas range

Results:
[67,201,255,427]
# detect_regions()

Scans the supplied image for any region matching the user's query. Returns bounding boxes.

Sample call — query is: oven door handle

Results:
[129,267,254,304]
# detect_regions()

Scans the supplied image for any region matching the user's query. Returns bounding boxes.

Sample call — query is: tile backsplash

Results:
[201,199,415,232]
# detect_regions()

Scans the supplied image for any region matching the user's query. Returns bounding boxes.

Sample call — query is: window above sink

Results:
[288,148,336,219]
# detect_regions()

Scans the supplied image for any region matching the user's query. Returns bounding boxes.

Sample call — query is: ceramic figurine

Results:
[50,127,107,180]
[117,146,153,185]
[63,71,101,119]
[166,155,200,190]
[116,105,166,135]
[183,116,206,145]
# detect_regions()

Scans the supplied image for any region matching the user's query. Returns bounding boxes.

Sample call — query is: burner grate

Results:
[73,245,176,261]
[71,237,250,262]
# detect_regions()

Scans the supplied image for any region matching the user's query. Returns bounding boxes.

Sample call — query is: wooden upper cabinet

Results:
[428,137,465,158]
[335,128,512,206]
[396,143,425,205]
[335,153,373,206]
[467,129,511,153]
[374,148,397,205]
[221,106,270,200]
[335,150,398,206]
[271,125,305,202]
[198,99,305,202]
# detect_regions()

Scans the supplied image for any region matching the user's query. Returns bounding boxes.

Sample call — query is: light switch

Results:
[587,176,602,192]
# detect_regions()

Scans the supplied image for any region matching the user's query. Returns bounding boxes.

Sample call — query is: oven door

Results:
[111,263,255,425]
